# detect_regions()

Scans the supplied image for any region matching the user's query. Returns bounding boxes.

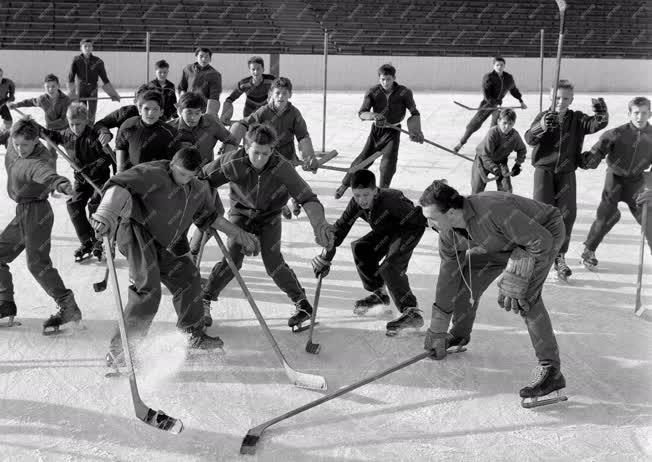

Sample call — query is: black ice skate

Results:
[201,299,213,327]
[519,365,568,408]
[554,254,572,282]
[92,239,104,261]
[187,326,224,350]
[386,307,424,337]
[353,290,391,315]
[43,303,82,336]
[580,248,598,271]
[288,299,314,332]
[0,300,21,327]
[74,239,96,262]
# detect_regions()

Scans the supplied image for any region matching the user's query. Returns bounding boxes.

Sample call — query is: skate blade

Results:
[292,321,318,333]
[353,304,389,316]
[521,390,568,409]
[385,326,423,337]
[582,262,597,272]
[42,320,86,336]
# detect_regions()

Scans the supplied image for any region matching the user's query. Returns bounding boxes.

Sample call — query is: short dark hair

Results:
[378,63,396,77]
[155,59,169,69]
[419,180,464,212]
[628,96,651,112]
[173,146,203,172]
[134,83,154,99]
[248,56,264,68]
[494,56,506,64]
[498,108,516,123]
[136,90,163,108]
[270,77,292,93]
[177,92,206,111]
[245,123,277,146]
[10,117,40,140]
[80,38,93,46]
[350,170,376,189]
[43,74,59,84]
[194,47,212,57]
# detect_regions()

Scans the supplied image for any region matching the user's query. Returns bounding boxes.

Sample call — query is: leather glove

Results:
[311,253,331,278]
[578,151,601,170]
[592,97,607,114]
[314,221,335,249]
[510,163,522,177]
[540,111,559,131]
[57,181,73,196]
[424,329,449,360]
[373,113,387,127]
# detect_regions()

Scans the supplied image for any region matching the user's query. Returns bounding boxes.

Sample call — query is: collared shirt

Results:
[225,74,276,116]
[68,54,110,87]
[115,116,179,170]
[149,79,178,121]
[169,113,237,165]
[178,63,222,101]
[358,82,419,125]
[13,91,72,130]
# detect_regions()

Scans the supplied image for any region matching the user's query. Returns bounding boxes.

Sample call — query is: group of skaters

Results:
[0,40,651,402]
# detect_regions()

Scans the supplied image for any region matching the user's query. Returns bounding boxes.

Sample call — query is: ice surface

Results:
[0,90,650,461]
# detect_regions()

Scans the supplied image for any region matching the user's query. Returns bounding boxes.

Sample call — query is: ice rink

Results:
[0,90,650,461]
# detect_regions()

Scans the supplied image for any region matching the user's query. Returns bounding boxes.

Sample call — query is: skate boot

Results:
[201,298,213,327]
[353,290,391,315]
[74,239,95,262]
[288,298,313,332]
[580,248,598,271]
[281,204,293,220]
[91,239,104,261]
[43,294,82,336]
[386,307,424,337]
[0,300,20,327]
[519,365,568,408]
[187,325,224,350]
[554,254,572,281]
[334,184,348,199]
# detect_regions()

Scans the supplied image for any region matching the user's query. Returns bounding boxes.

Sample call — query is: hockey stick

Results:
[76,96,116,101]
[208,229,327,390]
[550,0,568,111]
[102,236,184,433]
[388,126,474,162]
[195,231,209,269]
[240,350,435,454]
[453,101,522,111]
[634,206,648,317]
[305,275,323,354]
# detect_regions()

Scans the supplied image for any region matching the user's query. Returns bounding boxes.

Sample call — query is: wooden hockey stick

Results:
[550,0,568,111]
[208,229,327,391]
[453,101,522,111]
[389,126,474,162]
[634,206,647,317]
[77,96,116,101]
[103,236,184,433]
[305,275,323,354]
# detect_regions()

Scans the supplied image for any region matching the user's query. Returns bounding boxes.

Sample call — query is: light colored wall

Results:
[1,50,649,93]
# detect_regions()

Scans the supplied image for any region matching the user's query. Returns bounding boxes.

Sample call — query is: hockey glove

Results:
[314,221,335,249]
[578,151,601,170]
[424,304,452,360]
[302,156,320,173]
[56,181,73,196]
[91,186,130,237]
[591,97,608,115]
[406,115,424,143]
[499,163,511,178]
[311,252,332,278]
[373,113,387,127]
[98,131,113,146]
[540,111,559,131]
[232,229,260,256]
[510,163,522,177]
[636,189,652,206]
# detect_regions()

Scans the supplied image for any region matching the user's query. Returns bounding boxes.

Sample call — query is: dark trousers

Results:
[533,168,576,254]
[342,125,401,188]
[202,213,306,303]
[78,83,98,124]
[109,220,204,353]
[0,201,73,304]
[66,180,103,244]
[351,228,424,311]
[459,103,500,145]
[448,212,565,368]
[584,170,652,253]
[471,156,512,194]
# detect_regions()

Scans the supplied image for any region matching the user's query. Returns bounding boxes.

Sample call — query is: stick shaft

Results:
[635,206,648,316]
[307,276,323,342]
[539,28,544,113]
[550,3,567,111]
[322,30,328,153]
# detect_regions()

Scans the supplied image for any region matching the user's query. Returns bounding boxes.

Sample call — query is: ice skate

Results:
[353,290,391,315]
[201,298,213,327]
[580,248,598,271]
[92,239,104,261]
[0,300,21,327]
[288,298,314,332]
[187,325,224,350]
[447,335,470,353]
[281,204,293,220]
[554,254,572,282]
[42,298,83,336]
[519,365,568,408]
[74,239,95,262]
[334,184,348,199]
[386,307,424,337]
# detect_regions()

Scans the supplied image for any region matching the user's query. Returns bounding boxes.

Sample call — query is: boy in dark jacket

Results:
[472,108,527,194]
[0,117,83,333]
[93,84,153,146]
[149,60,177,121]
[311,170,427,336]
[524,79,608,281]
[0,68,16,131]
[335,63,423,199]
[202,123,335,330]
[44,103,114,262]
[90,147,260,363]
[580,96,652,267]
[220,56,276,124]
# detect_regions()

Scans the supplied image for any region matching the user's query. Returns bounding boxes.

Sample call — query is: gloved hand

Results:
[90,213,113,237]
[98,131,113,146]
[311,253,331,278]
[373,113,387,127]
[314,221,335,249]
[56,181,73,196]
[302,156,319,173]
[497,248,535,315]
[592,97,607,115]
[540,111,559,131]
[636,189,652,206]
[510,163,522,177]
[578,151,601,170]
[499,164,511,178]
[520,101,528,109]
[231,229,261,256]
[424,328,449,360]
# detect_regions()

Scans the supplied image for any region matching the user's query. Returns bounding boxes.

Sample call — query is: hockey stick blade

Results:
[93,268,109,292]
[283,361,327,390]
[136,403,184,433]
[454,101,522,111]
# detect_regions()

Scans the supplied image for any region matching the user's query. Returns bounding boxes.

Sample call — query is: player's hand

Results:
[68,92,79,101]
[499,164,511,178]
[314,222,335,249]
[409,129,424,144]
[424,328,448,360]
[98,132,112,146]
[520,101,528,109]
[220,114,231,126]
[110,95,121,102]
[510,163,522,177]
[497,292,530,315]
[373,113,387,127]
[6,102,16,109]
[232,229,260,256]
[636,190,652,206]
[302,156,319,173]
[591,97,607,114]
[90,213,112,237]
[311,254,331,278]
[578,151,601,170]
[57,181,73,196]
[540,111,559,131]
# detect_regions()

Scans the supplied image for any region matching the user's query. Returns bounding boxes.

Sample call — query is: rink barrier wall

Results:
[0,50,649,92]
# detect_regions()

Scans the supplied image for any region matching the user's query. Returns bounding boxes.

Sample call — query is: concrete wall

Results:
[1,50,649,93]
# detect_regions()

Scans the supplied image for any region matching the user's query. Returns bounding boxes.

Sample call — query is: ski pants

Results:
[533,168,576,254]
[109,220,204,353]
[66,178,105,244]
[447,211,565,369]
[341,125,401,188]
[584,169,652,253]
[0,200,73,304]
[459,102,500,146]
[352,228,425,312]
[202,212,306,303]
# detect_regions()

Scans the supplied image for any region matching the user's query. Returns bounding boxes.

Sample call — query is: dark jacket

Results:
[106,160,220,255]
[178,63,222,101]
[588,122,652,178]
[44,126,113,182]
[13,91,71,130]
[475,126,527,173]
[202,147,320,219]
[359,82,419,125]
[525,109,608,173]
[68,54,110,87]
[149,79,178,121]
[94,104,139,137]
[481,70,522,106]
[168,113,237,165]
[115,116,179,170]
[225,74,276,117]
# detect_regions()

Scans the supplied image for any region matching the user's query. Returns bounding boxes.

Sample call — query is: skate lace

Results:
[527,366,547,387]
[556,255,570,271]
